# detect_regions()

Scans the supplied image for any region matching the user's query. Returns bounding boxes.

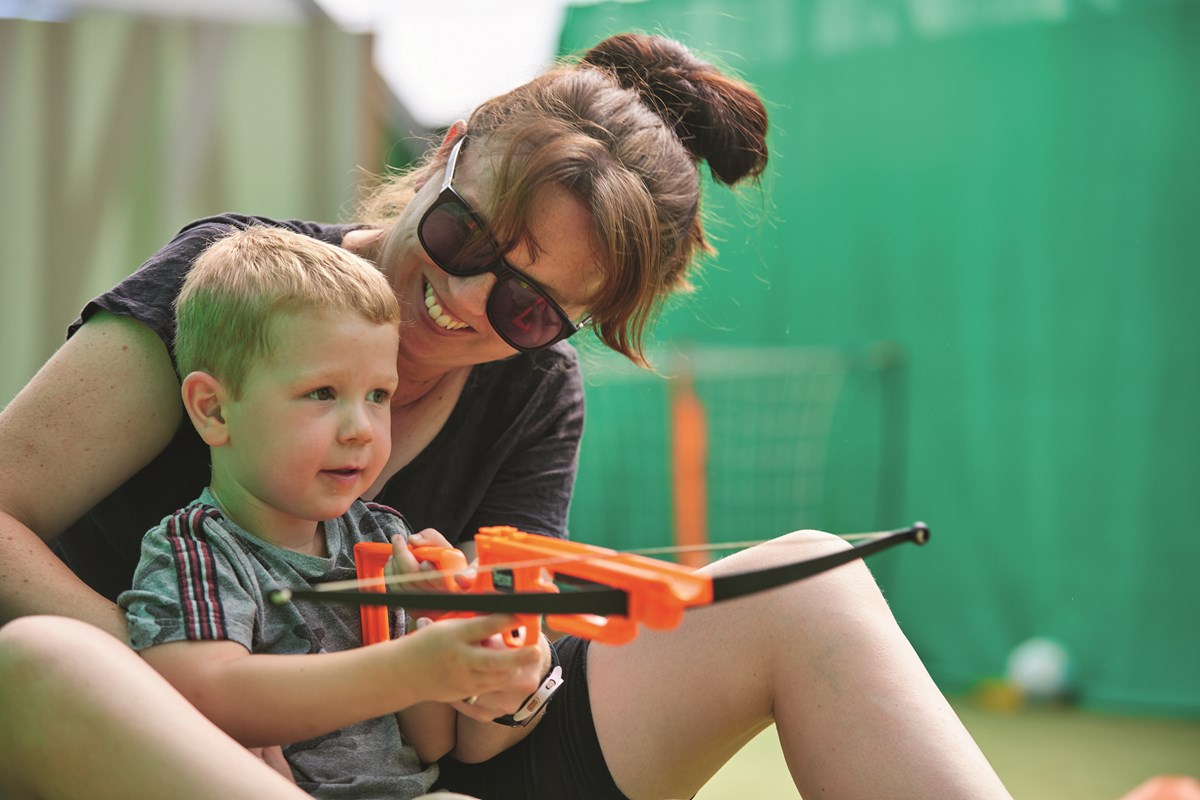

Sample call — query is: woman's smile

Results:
[423,280,470,331]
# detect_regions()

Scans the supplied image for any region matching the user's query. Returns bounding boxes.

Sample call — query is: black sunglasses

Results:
[417,136,585,352]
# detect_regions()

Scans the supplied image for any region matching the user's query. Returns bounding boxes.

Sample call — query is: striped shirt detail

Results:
[166,505,228,640]
[363,501,408,526]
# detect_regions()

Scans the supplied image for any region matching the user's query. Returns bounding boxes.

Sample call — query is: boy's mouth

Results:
[324,467,363,479]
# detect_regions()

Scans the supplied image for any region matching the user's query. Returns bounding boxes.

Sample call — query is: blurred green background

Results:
[560,0,1200,716]
[2,0,1197,722]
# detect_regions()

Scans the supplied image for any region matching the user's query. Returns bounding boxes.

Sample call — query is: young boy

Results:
[118,226,538,798]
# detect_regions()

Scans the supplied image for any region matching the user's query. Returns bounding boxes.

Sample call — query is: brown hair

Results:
[358,33,768,366]
[175,226,400,397]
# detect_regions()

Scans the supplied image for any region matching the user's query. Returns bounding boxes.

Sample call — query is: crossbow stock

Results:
[269,522,930,648]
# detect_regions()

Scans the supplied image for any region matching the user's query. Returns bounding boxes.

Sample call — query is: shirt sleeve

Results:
[119,507,257,652]
[67,214,362,363]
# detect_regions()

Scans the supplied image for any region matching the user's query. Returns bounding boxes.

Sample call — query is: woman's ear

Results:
[437,119,468,158]
[414,120,469,193]
[180,371,230,447]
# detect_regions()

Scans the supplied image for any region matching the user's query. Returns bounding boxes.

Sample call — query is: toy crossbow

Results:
[268,522,930,647]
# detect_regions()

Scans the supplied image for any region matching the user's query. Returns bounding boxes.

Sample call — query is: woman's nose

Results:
[446,272,496,319]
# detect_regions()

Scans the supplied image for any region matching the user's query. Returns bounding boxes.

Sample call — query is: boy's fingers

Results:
[436,616,540,664]
[387,533,420,575]
[408,527,453,548]
[471,640,542,674]
[462,614,538,643]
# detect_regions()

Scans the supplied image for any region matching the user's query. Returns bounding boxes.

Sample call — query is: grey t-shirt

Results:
[119,490,436,799]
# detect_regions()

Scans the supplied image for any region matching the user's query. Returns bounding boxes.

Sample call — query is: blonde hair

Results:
[175,226,400,397]
[357,34,768,367]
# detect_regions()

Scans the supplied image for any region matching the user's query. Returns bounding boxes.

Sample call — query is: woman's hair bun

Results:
[581,33,768,185]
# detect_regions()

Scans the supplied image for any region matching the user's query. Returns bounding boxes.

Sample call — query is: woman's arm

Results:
[0,313,183,637]
[138,614,540,748]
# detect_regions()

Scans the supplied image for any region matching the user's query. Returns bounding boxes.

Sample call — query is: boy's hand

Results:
[386,530,477,623]
[397,614,541,705]
[447,632,554,723]
[386,530,476,595]
[385,529,551,720]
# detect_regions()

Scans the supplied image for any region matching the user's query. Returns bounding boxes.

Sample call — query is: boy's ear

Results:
[180,371,230,447]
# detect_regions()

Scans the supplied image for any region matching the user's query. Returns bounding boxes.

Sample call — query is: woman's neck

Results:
[389,364,465,409]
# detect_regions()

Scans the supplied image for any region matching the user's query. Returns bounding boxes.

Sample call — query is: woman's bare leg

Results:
[0,616,310,800]
[587,531,1012,800]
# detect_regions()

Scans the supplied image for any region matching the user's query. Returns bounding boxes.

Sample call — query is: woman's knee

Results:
[704,530,891,626]
[0,616,122,700]
[0,617,82,789]
[1,614,96,659]
[0,616,65,679]
[706,529,854,576]
[776,528,856,555]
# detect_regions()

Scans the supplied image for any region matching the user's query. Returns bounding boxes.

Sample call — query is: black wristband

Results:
[492,639,563,727]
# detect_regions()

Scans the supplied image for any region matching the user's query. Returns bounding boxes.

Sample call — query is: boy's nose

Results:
[339,403,374,443]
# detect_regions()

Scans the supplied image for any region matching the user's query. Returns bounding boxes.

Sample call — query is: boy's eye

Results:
[307,387,335,401]
[367,389,391,404]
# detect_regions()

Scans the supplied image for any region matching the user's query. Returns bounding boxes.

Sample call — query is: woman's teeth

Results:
[424,283,469,331]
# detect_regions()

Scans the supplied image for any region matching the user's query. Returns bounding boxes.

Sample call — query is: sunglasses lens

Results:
[420,201,495,275]
[488,277,565,349]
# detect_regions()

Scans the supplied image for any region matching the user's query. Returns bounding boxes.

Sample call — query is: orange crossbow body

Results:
[353,526,713,647]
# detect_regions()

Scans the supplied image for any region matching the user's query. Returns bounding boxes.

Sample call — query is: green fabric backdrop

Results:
[561,0,1199,715]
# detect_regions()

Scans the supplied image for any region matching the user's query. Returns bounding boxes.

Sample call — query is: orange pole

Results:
[669,372,708,568]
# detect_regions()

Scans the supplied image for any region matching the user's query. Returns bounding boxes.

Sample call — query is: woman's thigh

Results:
[586,530,991,800]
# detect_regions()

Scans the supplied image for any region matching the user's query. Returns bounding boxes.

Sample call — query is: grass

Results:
[696,697,1200,799]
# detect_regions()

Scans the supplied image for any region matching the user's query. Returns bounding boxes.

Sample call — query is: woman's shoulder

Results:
[69,213,360,344]
[172,213,361,246]
[136,213,359,277]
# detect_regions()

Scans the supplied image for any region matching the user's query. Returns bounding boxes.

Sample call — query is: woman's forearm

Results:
[0,513,128,639]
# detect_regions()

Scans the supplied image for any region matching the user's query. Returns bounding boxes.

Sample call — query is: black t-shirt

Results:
[53,214,585,601]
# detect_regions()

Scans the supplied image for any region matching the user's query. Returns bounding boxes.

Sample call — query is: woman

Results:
[0,33,1011,799]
